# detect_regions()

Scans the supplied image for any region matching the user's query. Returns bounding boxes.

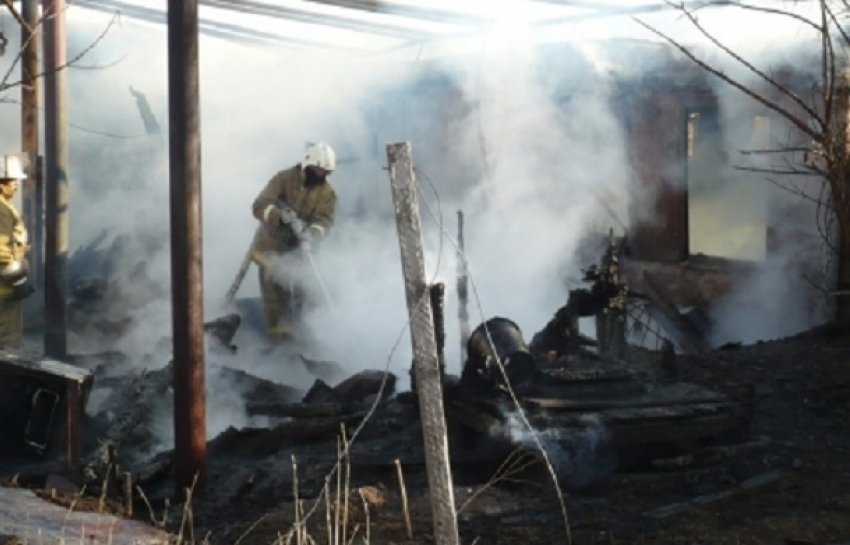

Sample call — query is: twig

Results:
[457,449,539,515]
[355,489,370,545]
[176,472,199,545]
[324,482,333,545]
[123,472,133,517]
[233,512,271,545]
[633,17,819,142]
[341,425,350,545]
[293,455,302,545]
[394,459,413,539]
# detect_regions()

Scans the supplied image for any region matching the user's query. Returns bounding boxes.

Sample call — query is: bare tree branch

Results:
[671,1,826,131]
[633,17,821,142]
[714,0,824,32]
[2,0,32,33]
[733,165,821,176]
[821,0,835,125]
[766,176,834,208]
[0,12,120,93]
[738,146,812,155]
[823,0,850,49]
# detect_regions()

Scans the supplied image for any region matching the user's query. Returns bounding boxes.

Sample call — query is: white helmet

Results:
[0,155,26,180]
[301,141,336,172]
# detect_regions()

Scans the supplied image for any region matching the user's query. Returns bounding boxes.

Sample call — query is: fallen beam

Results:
[647,471,782,518]
[245,402,361,419]
[641,271,712,353]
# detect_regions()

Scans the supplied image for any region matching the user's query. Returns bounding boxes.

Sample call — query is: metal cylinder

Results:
[465,317,536,389]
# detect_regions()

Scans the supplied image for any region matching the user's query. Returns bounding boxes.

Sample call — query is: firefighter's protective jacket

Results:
[0,195,27,299]
[250,164,336,258]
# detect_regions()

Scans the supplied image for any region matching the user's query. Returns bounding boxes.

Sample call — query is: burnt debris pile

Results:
[0,231,755,528]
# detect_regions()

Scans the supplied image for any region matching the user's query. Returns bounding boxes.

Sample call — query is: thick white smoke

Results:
[0,1,834,438]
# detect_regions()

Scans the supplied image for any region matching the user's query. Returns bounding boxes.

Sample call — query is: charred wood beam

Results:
[430,282,446,375]
[443,394,506,436]
[457,210,470,362]
[640,271,712,353]
[524,395,732,412]
[203,313,241,351]
[82,363,173,482]
[537,365,633,383]
[245,401,362,419]
[647,471,782,518]
[650,438,771,470]
[217,366,302,402]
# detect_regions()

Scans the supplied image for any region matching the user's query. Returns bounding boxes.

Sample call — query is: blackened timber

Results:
[430,282,446,375]
[245,402,359,419]
[168,0,206,496]
[641,271,712,353]
[457,210,469,362]
[647,471,782,518]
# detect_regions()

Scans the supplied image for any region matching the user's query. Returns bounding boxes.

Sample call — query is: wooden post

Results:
[42,0,69,359]
[386,142,459,545]
[456,210,469,364]
[21,0,41,291]
[168,0,207,497]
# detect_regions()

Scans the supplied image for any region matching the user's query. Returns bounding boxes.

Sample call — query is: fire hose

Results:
[223,214,336,311]
[300,242,337,311]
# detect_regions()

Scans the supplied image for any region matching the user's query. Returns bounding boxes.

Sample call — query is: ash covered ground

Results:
[2,313,849,545]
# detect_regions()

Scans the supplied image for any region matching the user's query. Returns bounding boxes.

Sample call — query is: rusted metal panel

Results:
[625,86,688,263]
[0,350,93,465]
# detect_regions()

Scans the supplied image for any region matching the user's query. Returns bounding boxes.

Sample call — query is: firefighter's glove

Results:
[298,225,323,249]
[290,218,306,236]
[279,206,298,225]
[1,260,33,299]
[0,260,27,284]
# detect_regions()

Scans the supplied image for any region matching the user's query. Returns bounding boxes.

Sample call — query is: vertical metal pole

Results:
[386,142,459,545]
[42,0,68,359]
[168,0,206,497]
[456,210,469,363]
[21,0,41,291]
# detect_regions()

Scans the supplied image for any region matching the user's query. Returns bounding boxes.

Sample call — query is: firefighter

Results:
[250,142,337,343]
[0,154,34,349]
